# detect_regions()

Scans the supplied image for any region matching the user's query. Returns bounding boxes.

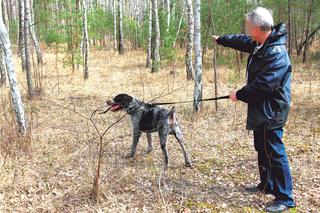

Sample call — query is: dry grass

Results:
[0,47,319,212]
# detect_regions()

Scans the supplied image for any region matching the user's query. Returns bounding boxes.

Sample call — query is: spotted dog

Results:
[106,94,192,169]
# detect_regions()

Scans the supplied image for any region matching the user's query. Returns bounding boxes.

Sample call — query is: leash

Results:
[151,95,230,105]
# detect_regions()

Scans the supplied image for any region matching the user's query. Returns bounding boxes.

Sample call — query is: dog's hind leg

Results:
[172,124,192,167]
[159,130,169,170]
[127,131,142,158]
[146,133,153,154]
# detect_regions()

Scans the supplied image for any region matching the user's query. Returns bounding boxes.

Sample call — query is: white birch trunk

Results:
[193,0,202,112]
[82,0,89,79]
[24,0,34,98]
[0,15,27,133]
[118,0,124,54]
[146,1,152,68]
[185,0,193,80]
[28,0,42,64]
[18,0,26,72]
[113,0,117,51]
[151,0,160,73]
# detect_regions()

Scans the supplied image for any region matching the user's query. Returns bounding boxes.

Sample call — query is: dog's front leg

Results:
[127,130,142,158]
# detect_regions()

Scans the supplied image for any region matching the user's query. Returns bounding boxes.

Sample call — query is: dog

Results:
[106,94,192,169]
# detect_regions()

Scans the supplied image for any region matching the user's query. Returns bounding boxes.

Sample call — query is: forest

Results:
[0,0,319,212]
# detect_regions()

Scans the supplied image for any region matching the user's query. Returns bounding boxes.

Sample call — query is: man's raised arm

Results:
[212,34,256,54]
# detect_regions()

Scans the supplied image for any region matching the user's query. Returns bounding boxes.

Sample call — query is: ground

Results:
[0,48,319,212]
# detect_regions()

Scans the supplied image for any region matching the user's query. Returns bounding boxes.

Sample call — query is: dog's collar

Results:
[126,105,143,115]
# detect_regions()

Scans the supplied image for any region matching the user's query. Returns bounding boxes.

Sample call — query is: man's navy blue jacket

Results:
[217,23,292,130]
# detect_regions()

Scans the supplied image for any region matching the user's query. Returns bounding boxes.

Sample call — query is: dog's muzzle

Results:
[107,100,122,112]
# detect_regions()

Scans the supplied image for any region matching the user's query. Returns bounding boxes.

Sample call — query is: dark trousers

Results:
[253,127,295,207]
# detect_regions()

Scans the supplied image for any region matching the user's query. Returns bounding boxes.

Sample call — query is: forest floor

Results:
[0,48,319,212]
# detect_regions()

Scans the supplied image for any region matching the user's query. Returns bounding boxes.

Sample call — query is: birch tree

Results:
[28,0,42,64]
[18,0,26,72]
[185,0,194,80]
[151,0,160,73]
[165,0,170,32]
[82,0,89,79]
[146,1,152,68]
[0,47,5,86]
[193,0,202,112]
[113,0,117,51]
[118,0,124,54]
[302,0,314,63]
[24,0,35,98]
[0,11,27,133]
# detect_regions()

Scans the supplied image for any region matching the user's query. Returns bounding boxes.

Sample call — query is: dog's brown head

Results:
[107,94,133,112]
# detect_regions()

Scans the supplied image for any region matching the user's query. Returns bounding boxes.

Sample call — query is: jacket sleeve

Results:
[236,47,289,104]
[216,34,256,53]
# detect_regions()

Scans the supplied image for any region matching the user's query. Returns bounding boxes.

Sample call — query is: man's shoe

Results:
[266,203,289,212]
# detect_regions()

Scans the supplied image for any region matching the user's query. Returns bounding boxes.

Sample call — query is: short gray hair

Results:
[245,7,274,30]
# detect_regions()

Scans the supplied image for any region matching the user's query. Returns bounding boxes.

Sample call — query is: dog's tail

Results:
[167,106,176,124]
[168,106,175,116]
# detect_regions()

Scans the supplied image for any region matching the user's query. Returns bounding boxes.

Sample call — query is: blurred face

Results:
[245,20,262,42]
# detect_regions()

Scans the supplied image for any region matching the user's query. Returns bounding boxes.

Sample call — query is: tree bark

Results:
[28,0,42,64]
[193,0,202,112]
[172,1,184,48]
[118,0,124,54]
[0,13,27,133]
[185,0,193,80]
[302,0,314,63]
[151,0,160,73]
[166,0,170,32]
[146,1,152,68]
[82,0,89,79]
[24,0,35,98]
[0,46,6,86]
[18,0,26,72]
[287,0,292,57]
[113,0,117,51]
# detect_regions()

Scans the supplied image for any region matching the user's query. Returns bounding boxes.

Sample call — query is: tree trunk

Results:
[193,0,202,112]
[287,0,292,57]
[151,0,160,73]
[28,0,42,64]
[1,0,9,32]
[24,0,35,98]
[113,0,117,51]
[172,1,184,48]
[82,0,89,79]
[166,0,170,32]
[118,0,124,54]
[302,0,314,63]
[0,46,6,86]
[146,1,152,68]
[185,0,193,80]
[18,0,26,72]
[0,13,27,133]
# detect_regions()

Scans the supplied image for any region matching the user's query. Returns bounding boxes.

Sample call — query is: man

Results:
[212,7,295,212]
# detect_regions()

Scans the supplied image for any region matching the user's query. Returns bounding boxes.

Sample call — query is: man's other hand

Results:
[212,35,219,43]
[229,91,238,102]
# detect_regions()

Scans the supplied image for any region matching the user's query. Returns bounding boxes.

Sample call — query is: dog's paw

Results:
[146,147,153,154]
[185,162,193,168]
[162,165,168,171]
[125,153,135,159]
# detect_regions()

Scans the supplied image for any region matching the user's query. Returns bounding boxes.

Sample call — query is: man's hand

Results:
[229,91,238,102]
[212,35,219,44]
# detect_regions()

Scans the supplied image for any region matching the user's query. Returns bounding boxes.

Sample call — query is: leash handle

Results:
[152,95,230,105]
